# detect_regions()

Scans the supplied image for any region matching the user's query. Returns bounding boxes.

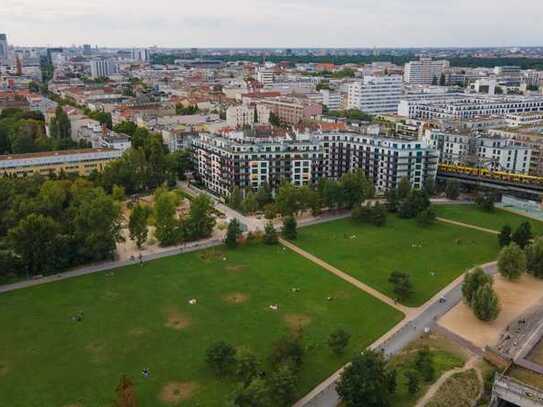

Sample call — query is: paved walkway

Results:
[437,217,499,235]
[0,237,222,294]
[415,356,482,407]
[279,238,411,315]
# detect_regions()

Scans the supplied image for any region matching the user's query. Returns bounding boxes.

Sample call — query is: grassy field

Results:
[434,204,543,235]
[0,243,402,407]
[296,215,500,306]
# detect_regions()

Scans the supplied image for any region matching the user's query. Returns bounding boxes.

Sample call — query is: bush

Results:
[206,341,237,376]
[475,193,496,212]
[526,237,543,279]
[225,218,242,249]
[388,271,413,301]
[328,328,351,355]
[445,181,460,200]
[416,207,436,227]
[512,222,533,249]
[269,335,304,371]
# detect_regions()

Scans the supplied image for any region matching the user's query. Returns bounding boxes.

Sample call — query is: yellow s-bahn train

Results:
[438,164,543,187]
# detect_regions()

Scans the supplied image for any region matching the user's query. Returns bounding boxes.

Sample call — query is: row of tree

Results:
[0,176,123,281]
[0,107,86,155]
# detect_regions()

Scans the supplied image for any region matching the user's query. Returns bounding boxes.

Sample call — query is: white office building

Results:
[256,68,274,86]
[132,48,150,62]
[404,58,450,85]
[90,60,118,79]
[347,75,402,114]
[320,89,343,110]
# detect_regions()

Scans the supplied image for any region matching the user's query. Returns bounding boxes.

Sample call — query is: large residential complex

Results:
[0,148,122,177]
[423,129,531,174]
[347,75,403,114]
[192,129,438,196]
[403,58,450,85]
[398,96,543,120]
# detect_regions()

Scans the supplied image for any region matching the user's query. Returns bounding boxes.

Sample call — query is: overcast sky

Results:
[2,0,542,48]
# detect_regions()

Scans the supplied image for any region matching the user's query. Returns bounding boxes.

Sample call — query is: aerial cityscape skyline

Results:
[2,0,543,48]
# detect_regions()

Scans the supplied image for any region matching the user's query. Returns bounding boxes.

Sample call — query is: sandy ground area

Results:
[439,274,543,349]
[116,195,227,261]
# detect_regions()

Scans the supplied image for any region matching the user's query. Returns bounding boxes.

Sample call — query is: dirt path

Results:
[436,218,499,235]
[415,356,482,407]
[279,238,411,315]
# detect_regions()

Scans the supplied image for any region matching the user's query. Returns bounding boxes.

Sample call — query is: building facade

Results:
[192,130,438,196]
[347,75,403,114]
[0,34,8,65]
[0,148,122,177]
[403,58,450,85]
[90,60,118,79]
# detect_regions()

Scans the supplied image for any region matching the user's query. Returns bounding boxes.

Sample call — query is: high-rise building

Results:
[90,60,118,79]
[0,34,8,65]
[403,58,450,85]
[132,48,150,62]
[347,75,403,114]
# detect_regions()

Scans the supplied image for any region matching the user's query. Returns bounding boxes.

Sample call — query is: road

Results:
[293,262,498,407]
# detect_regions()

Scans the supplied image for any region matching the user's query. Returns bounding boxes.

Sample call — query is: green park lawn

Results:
[434,204,543,235]
[0,243,402,407]
[296,215,500,306]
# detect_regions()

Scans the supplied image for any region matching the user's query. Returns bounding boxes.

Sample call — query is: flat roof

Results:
[0,148,117,162]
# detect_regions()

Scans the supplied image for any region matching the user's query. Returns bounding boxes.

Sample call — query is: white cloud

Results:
[1,0,542,47]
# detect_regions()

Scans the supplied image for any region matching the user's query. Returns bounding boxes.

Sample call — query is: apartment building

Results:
[192,129,438,196]
[320,89,343,110]
[403,58,450,85]
[347,75,403,114]
[90,60,118,79]
[256,68,274,86]
[398,96,543,120]
[423,128,531,174]
[0,148,122,177]
[257,97,322,125]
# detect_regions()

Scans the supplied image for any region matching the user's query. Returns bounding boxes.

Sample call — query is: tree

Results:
[9,213,61,277]
[498,225,512,248]
[183,194,216,241]
[206,341,237,376]
[154,189,180,246]
[336,350,392,407]
[388,271,413,301]
[263,221,278,245]
[328,328,351,355]
[476,193,495,212]
[385,188,400,213]
[70,187,122,262]
[416,207,436,227]
[231,378,270,407]
[512,222,533,249]
[371,203,387,226]
[472,284,500,321]
[423,177,435,197]
[397,177,411,200]
[269,335,304,371]
[275,182,301,216]
[235,349,261,385]
[462,267,493,305]
[129,204,149,249]
[404,370,420,395]
[339,170,373,209]
[255,184,273,209]
[114,375,137,407]
[268,364,298,406]
[415,347,435,382]
[526,237,543,279]
[242,192,258,215]
[445,181,460,200]
[225,218,242,249]
[498,243,526,280]
[228,187,244,211]
[282,216,297,240]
